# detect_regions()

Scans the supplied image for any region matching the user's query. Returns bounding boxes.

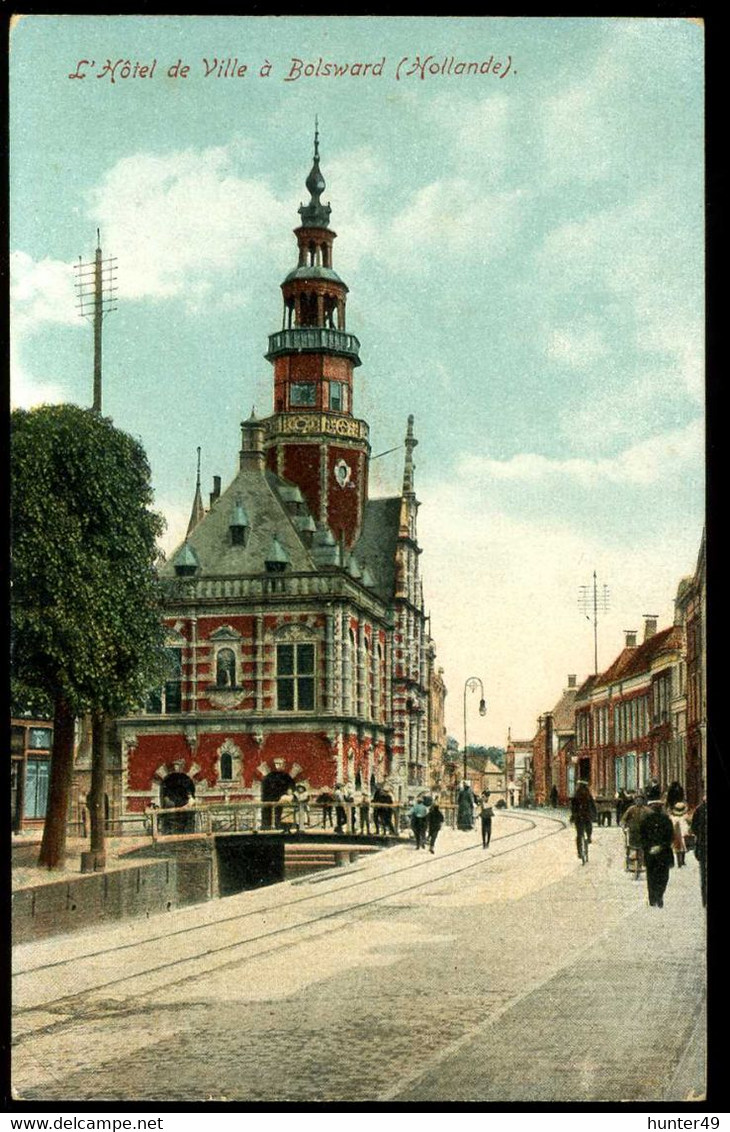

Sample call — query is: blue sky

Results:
[10,16,705,743]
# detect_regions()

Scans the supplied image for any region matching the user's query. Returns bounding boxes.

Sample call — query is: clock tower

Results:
[263,126,370,549]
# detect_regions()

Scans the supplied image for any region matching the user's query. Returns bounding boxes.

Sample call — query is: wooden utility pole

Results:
[74,230,117,413]
[75,234,117,871]
[578,571,610,675]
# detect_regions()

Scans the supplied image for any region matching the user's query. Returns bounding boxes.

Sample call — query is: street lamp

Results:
[463,676,487,784]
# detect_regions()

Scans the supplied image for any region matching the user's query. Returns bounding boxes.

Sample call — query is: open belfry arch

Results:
[117,127,447,810]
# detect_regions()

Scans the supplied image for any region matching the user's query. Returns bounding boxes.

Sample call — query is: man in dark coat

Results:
[690,796,707,907]
[570,781,597,858]
[427,801,445,854]
[639,798,675,907]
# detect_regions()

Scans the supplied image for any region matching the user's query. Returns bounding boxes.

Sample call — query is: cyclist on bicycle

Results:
[570,780,597,860]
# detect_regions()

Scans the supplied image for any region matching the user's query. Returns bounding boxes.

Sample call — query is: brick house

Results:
[573,617,684,801]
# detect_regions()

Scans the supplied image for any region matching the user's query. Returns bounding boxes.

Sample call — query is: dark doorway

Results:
[216,837,285,896]
[578,758,591,784]
[160,772,196,834]
[261,770,296,830]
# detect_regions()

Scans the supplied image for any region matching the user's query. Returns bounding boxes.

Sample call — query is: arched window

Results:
[216,648,236,688]
[220,751,233,780]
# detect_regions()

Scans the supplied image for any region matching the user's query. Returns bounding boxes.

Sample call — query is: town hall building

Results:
[117,131,447,815]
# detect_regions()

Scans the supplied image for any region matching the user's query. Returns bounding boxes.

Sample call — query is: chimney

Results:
[643,615,658,642]
[209,475,221,508]
[240,412,266,472]
[624,630,637,648]
[567,674,577,689]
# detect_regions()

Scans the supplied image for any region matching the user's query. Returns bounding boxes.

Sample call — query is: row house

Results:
[573,615,684,802]
[674,530,706,806]
[116,132,445,813]
[530,675,580,805]
[504,731,533,807]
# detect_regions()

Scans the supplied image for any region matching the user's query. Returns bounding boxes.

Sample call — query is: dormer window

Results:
[229,498,250,547]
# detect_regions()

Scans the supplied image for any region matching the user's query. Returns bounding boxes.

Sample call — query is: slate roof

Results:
[162,466,316,579]
[353,496,402,605]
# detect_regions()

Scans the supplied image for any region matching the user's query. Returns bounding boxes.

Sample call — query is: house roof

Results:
[353,496,402,604]
[161,465,316,579]
[551,687,578,731]
[576,625,683,699]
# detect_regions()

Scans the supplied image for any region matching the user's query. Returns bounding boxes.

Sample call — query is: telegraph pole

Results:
[74,231,117,413]
[578,571,610,675]
[75,233,117,873]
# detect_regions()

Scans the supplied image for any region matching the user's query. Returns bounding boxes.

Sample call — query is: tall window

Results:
[329,381,343,411]
[25,757,50,819]
[146,646,182,713]
[277,643,315,711]
[220,751,233,780]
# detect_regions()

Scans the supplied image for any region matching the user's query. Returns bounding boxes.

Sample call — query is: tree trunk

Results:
[38,696,76,869]
[87,711,107,870]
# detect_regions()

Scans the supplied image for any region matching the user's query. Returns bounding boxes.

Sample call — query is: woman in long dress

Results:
[457,781,476,831]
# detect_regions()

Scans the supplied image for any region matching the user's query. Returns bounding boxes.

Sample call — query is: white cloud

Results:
[383,178,525,269]
[11,250,78,336]
[86,143,292,303]
[458,419,703,487]
[10,251,81,407]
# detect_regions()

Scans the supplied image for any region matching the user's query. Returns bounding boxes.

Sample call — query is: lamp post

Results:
[463,676,487,784]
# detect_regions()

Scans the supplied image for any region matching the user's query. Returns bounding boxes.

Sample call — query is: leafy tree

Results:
[11,404,168,868]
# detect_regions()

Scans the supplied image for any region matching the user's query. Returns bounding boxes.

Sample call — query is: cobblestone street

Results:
[12,811,706,1104]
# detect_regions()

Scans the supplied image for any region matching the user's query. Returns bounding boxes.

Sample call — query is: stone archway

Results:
[261,770,295,830]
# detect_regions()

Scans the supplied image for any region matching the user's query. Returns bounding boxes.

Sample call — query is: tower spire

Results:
[186,446,205,537]
[300,120,331,228]
[402,415,418,496]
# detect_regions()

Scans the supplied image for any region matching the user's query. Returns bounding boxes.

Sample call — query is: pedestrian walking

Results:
[670,801,691,867]
[295,783,310,827]
[570,780,597,859]
[638,798,675,907]
[334,784,347,834]
[549,784,559,808]
[478,789,493,848]
[409,798,429,849]
[690,796,707,907]
[358,791,371,835]
[646,777,661,802]
[621,794,650,878]
[344,784,356,834]
[427,800,445,853]
[457,781,476,831]
[317,788,334,828]
[379,784,395,835]
[279,788,297,834]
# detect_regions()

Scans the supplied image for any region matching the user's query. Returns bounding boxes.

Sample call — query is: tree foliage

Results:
[11,404,168,716]
[11,404,169,867]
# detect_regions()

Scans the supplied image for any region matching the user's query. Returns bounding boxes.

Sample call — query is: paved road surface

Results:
[12,810,706,1104]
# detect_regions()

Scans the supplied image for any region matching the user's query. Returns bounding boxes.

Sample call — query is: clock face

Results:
[333,459,352,488]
